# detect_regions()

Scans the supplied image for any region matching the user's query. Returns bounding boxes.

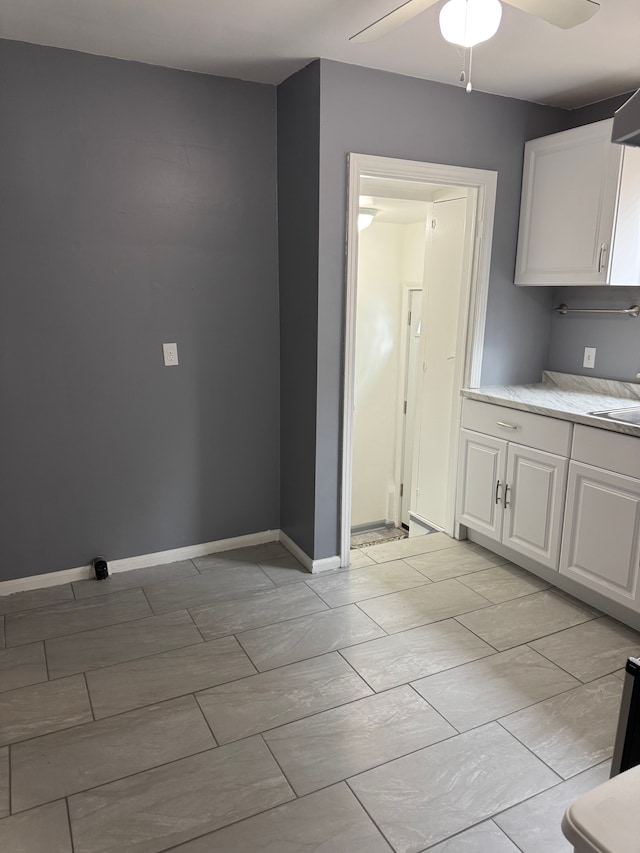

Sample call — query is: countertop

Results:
[462,372,640,438]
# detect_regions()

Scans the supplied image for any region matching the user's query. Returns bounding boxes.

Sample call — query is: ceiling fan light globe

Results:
[439,0,503,47]
[358,208,378,231]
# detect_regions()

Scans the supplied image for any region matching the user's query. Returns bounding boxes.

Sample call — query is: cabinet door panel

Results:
[456,429,506,543]
[560,462,640,607]
[515,120,622,286]
[503,445,568,570]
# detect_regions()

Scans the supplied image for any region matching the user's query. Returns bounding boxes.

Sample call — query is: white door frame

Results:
[341,153,498,567]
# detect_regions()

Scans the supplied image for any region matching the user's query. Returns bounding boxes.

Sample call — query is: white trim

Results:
[341,153,497,568]
[279,531,341,574]
[0,529,280,598]
[394,282,424,528]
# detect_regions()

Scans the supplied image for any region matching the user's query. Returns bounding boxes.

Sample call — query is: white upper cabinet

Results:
[515,119,640,287]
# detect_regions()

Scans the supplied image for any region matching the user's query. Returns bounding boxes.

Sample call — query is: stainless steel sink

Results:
[589,406,640,426]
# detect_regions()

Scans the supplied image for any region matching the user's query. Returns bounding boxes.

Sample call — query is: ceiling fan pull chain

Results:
[466,44,473,92]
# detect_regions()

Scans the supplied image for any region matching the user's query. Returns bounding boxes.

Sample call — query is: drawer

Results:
[461,398,572,456]
[572,424,640,479]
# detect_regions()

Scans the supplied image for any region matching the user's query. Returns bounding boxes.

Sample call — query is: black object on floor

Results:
[92,556,109,581]
[611,656,640,776]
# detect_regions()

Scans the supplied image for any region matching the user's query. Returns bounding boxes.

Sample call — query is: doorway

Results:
[342,154,497,567]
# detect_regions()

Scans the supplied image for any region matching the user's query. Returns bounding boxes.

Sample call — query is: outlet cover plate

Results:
[163,343,179,366]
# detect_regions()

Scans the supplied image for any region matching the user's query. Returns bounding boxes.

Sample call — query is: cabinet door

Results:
[456,429,506,543]
[515,119,622,286]
[502,444,568,570]
[560,462,640,608]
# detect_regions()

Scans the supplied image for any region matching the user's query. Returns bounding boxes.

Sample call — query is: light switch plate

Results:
[583,346,596,369]
[163,343,179,366]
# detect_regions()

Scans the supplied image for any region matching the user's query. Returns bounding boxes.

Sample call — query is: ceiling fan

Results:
[350,0,600,45]
[350,0,599,92]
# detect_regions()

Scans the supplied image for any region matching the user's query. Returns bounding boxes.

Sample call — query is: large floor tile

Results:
[197,652,371,744]
[404,541,508,581]
[456,591,596,651]
[11,695,214,812]
[0,748,7,818]
[500,675,623,778]
[5,588,152,646]
[341,619,494,692]
[264,685,455,795]
[0,642,47,692]
[143,566,274,614]
[46,609,202,679]
[359,532,460,564]
[87,635,256,718]
[72,560,199,600]
[190,584,327,640]
[68,736,294,853]
[193,542,287,572]
[530,617,640,682]
[306,561,429,608]
[0,583,74,615]
[258,554,309,586]
[0,674,92,746]
[428,821,520,852]
[348,722,559,853]
[0,801,73,853]
[348,550,376,569]
[236,605,385,671]
[412,646,580,731]
[495,762,610,852]
[357,579,491,633]
[170,783,392,852]
[458,563,549,604]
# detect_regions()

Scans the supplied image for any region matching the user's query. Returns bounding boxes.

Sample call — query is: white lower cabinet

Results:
[560,461,640,607]
[457,427,568,570]
[457,403,640,619]
[502,443,568,569]
[457,430,506,543]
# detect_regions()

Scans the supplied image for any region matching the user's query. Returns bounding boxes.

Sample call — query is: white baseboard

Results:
[279,531,341,574]
[0,529,280,598]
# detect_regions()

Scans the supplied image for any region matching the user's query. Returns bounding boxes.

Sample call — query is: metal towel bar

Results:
[555,303,640,318]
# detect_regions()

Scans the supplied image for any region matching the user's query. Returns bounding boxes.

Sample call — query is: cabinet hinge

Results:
[431,219,437,230]
[403,400,407,415]
[400,483,404,497]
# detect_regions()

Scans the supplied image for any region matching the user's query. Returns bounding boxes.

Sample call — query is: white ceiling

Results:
[1,0,639,107]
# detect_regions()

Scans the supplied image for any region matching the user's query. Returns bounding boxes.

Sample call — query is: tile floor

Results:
[0,534,637,852]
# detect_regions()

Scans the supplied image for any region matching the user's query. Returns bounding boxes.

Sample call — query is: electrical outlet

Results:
[163,343,179,366]
[583,346,596,369]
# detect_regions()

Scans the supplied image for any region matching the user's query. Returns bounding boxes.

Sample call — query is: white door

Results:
[456,429,506,543]
[502,444,568,570]
[414,195,469,532]
[560,462,640,608]
[401,289,423,527]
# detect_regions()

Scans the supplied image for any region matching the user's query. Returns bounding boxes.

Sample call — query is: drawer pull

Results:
[504,484,511,508]
[496,421,519,430]
[495,480,503,505]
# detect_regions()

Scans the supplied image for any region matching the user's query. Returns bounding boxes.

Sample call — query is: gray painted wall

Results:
[548,287,640,381]
[277,63,321,557]
[312,59,568,559]
[548,93,640,382]
[0,40,280,581]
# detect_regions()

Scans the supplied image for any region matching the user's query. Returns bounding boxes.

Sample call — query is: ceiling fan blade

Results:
[350,0,440,43]
[504,0,600,29]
